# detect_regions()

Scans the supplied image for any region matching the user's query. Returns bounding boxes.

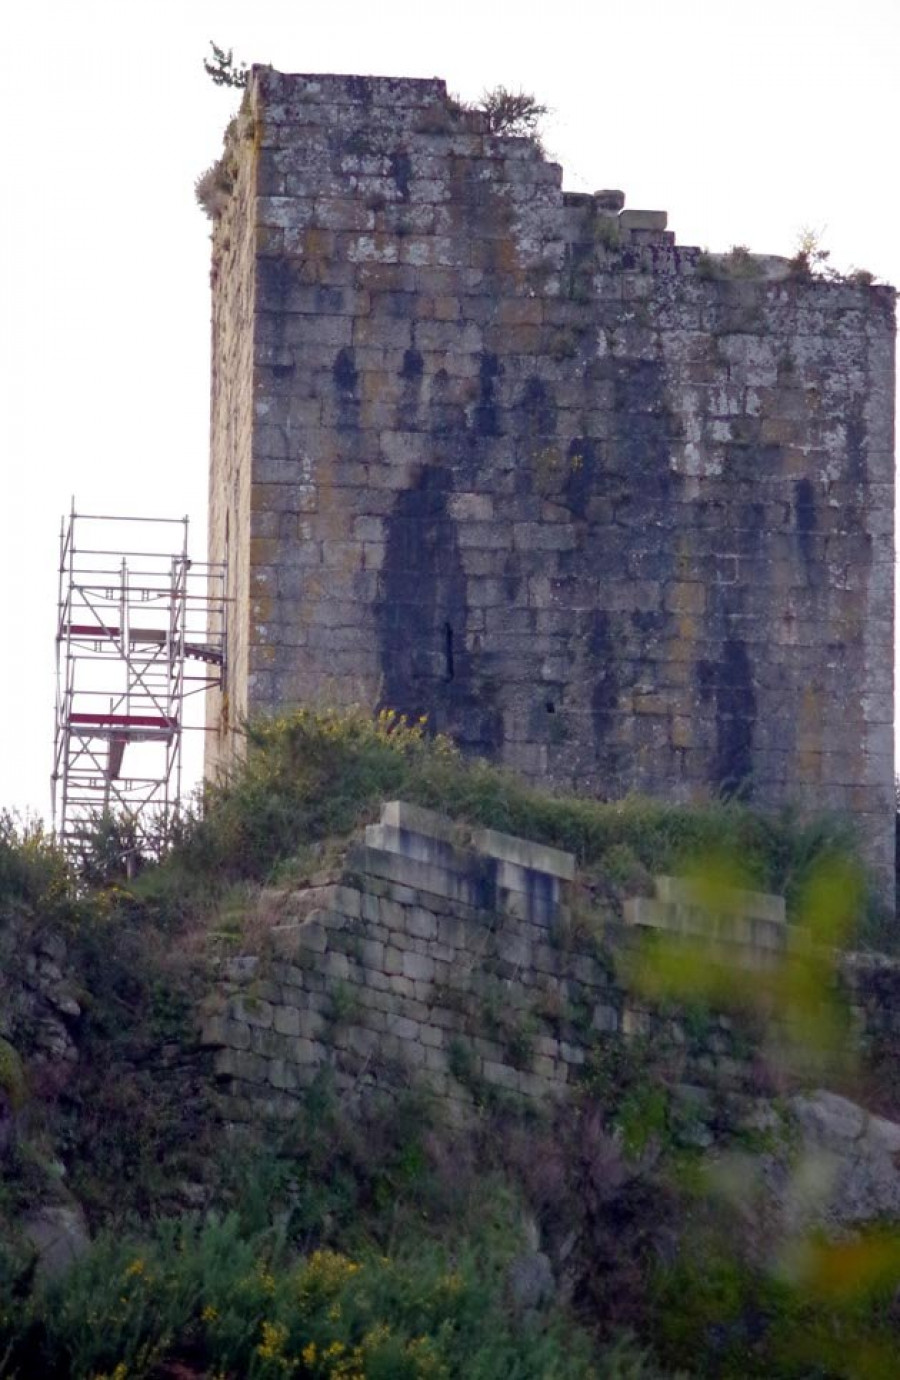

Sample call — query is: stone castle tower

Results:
[205,68,896,886]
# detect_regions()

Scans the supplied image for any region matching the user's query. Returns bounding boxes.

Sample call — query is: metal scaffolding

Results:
[52,503,227,865]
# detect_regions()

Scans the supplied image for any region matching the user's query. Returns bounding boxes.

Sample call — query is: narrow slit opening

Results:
[444,622,455,682]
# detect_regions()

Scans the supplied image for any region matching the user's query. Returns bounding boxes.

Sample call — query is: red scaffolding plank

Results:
[62,623,122,638]
[69,712,178,730]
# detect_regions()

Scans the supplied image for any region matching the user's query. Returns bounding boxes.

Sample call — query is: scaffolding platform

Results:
[52,504,227,865]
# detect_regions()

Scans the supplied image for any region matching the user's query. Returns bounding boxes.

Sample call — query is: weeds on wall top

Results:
[790,225,877,285]
[449,86,550,154]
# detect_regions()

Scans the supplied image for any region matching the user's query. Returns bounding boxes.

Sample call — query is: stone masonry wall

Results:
[207,107,260,737]
[205,70,896,886]
[200,802,900,1126]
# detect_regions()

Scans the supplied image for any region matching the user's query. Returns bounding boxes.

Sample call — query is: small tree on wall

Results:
[478,87,548,139]
[203,41,248,89]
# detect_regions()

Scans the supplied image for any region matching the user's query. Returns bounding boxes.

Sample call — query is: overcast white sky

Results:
[1,0,897,821]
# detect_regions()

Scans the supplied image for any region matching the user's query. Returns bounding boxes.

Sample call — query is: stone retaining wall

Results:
[202,802,811,1122]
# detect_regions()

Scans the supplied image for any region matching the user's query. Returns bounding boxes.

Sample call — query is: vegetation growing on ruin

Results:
[1,710,898,1377]
[173,708,871,930]
[203,40,249,90]
[475,87,548,141]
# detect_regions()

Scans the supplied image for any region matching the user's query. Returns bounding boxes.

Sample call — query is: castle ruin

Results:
[205,69,896,888]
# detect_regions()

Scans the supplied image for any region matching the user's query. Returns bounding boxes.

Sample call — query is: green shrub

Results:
[0,1037,25,1109]
[162,708,869,929]
[0,810,72,918]
[653,1231,900,1379]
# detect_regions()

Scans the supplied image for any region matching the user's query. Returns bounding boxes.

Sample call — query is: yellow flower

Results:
[202,1304,219,1323]
[258,1319,289,1360]
[298,1249,359,1299]
[124,1258,147,1279]
[302,1341,317,1365]
[361,1322,391,1352]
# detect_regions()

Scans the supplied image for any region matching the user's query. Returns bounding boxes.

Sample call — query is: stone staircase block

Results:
[655,875,785,924]
[470,826,576,880]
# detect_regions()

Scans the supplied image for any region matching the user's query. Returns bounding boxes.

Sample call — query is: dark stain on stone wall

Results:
[474,353,502,437]
[587,609,619,753]
[258,258,293,375]
[333,347,358,393]
[794,477,817,570]
[332,346,360,433]
[519,376,557,438]
[258,256,292,312]
[400,347,423,381]
[397,348,424,430]
[698,636,756,799]
[564,436,599,521]
[582,355,675,767]
[430,369,466,436]
[606,358,673,487]
[846,399,868,484]
[376,465,502,756]
[389,149,412,201]
[345,76,374,104]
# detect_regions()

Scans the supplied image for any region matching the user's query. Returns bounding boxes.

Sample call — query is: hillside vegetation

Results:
[0,710,897,1379]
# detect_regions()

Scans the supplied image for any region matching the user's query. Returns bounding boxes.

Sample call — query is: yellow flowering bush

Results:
[2,1209,603,1379]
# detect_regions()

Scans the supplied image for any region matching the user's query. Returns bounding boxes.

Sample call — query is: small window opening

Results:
[545,700,556,714]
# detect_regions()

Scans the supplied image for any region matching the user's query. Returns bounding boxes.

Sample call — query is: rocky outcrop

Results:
[780,1089,900,1231]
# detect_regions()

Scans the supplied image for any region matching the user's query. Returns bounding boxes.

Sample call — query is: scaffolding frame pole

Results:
[52,502,227,867]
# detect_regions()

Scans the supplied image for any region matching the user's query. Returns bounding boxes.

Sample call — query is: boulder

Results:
[729,1089,900,1244]
[506,1251,555,1312]
[783,1089,900,1229]
[22,1201,90,1278]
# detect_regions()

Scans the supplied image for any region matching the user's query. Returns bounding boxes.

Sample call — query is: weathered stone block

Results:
[273,1005,301,1037]
[325,951,351,981]
[655,876,786,924]
[407,906,439,941]
[270,922,327,956]
[482,1059,520,1091]
[592,1004,619,1033]
[250,1027,287,1059]
[348,845,489,910]
[229,996,274,1029]
[401,951,435,982]
[268,1058,300,1091]
[387,1013,420,1042]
